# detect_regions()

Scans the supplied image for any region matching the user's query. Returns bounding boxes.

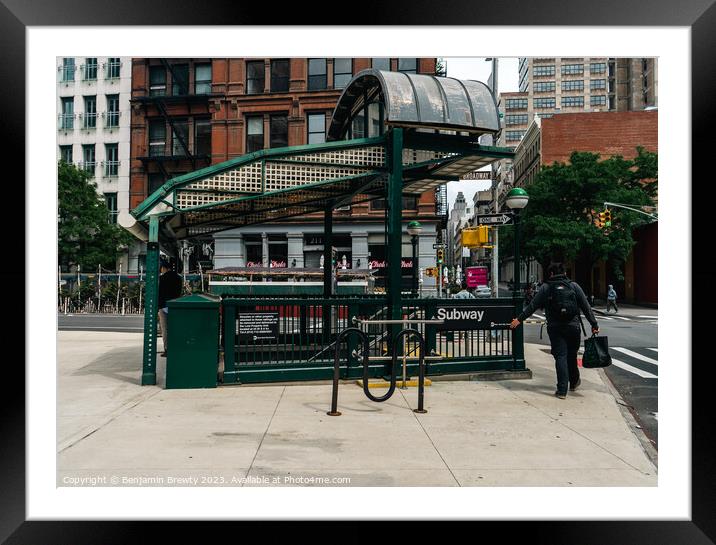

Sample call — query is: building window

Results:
[561,79,584,91]
[307,112,326,144]
[194,118,211,156]
[333,58,352,89]
[367,101,384,137]
[590,62,607,74]
[82,144,96,175]
[245,60,265,95]
[561,96,584,108]
[609,95,616,110]
[372,58,391,71]
[590,95,607,106]
[270,59,289,93]
[60,97,74,129]
[148,174,165,194]
[505,114,528,125]
[172,64,189,95]
[105,57,121,79]
[351,111,365,139]
[398,58,418,73]
[533,97,556,109]
[505,98,528,110]
[246,116,264,153]
[561,64,584,75]
[105,94,119,128]
[505,130,525,142]
[172,119,189,156]
[533,65,555,77]
[194,64,212,95]
[59,145,73,163]
[533,81,555,92]
[83,58,97,81]
[590,79,607,90]
[149,66,166,96]
[148,120,166,157]
[270,114,288,149]
[105,193,118,224]
[104,143,119,177]
[82,96,97,129]
[61,58,75,82]
[307,58,327,90]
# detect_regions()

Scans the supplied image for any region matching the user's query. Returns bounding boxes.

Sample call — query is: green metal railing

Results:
[220,296,523,384]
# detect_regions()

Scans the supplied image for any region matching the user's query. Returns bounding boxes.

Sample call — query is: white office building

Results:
[56,56,140,272]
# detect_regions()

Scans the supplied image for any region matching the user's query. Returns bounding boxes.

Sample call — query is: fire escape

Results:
[134,59,216,184]
[434,185,449,245]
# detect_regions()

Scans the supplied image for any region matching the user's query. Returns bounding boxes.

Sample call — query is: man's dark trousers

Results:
[547,323,581,394]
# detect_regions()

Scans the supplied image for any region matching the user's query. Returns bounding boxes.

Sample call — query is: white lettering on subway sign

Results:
[437,308,484,322]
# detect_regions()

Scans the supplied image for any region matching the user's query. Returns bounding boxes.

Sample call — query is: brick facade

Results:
[541,110,657,166]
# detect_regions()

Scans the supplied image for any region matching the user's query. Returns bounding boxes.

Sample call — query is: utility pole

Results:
[487,57,500,298]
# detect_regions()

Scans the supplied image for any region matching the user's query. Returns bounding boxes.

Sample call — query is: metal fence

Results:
[221,296,521,384]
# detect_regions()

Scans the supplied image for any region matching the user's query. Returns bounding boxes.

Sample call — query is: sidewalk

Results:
[57,331,656,487]
[592,303,658,318]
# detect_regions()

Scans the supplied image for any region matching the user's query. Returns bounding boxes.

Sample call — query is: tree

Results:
[499,149,657,292]
[58,161,132,271]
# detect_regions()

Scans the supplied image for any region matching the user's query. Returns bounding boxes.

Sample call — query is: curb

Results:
[597,367,659,470]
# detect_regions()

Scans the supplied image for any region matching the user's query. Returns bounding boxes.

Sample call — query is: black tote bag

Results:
[582,334,612,368]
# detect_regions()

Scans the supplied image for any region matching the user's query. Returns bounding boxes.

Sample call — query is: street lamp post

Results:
[505,187,529,371]
[407,220,422,298]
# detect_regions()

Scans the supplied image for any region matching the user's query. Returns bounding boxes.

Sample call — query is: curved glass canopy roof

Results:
[327,69,500,141]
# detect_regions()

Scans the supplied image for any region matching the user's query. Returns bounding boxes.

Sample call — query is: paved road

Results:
[521,311,658,449]
[58,313,144,332]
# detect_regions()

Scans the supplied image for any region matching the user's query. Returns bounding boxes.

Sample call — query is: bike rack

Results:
[328,321,436,416]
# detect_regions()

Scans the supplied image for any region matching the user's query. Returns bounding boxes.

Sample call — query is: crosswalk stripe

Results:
[646,348,658,352]
[610,315,631,320]
[612,347,658,365]
[610,357,658,378]
[600,316,614,320]
[637,315,658,319]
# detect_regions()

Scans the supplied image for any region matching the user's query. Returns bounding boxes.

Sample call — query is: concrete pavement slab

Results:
[57,331,656,487]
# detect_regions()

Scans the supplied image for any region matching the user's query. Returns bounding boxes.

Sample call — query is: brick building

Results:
[505,110,658,305]
[129,57,443,282]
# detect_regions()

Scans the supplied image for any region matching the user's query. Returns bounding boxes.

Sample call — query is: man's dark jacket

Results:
[517,274,599,329]
[158,270,183,308]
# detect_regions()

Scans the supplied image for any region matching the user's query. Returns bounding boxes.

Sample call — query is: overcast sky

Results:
[443,57,519,210]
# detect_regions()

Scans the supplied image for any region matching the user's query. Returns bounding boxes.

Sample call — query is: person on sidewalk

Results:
[158,258,183,358]
[606,284,619,314]
[509,262,599,399]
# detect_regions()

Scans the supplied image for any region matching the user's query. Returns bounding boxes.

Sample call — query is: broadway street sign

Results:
[475,213,514,226]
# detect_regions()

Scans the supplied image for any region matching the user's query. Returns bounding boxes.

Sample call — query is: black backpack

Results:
[547,279,579,323]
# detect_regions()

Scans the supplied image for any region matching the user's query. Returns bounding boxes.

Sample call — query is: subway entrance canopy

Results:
[124,69,518,386]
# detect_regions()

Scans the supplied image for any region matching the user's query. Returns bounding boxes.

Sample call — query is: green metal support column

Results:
[512,211,525,369]
[387,128,404,352]
[141,215,160,385]
[322,206,333,341]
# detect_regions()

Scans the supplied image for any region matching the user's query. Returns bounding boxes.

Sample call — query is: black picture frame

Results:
[4,0,711,542]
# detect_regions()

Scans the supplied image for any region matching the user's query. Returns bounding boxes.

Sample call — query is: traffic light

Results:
[596,211,606,229]
[478,225,490,244]
[604,209,612,227]
[437,248,444,264]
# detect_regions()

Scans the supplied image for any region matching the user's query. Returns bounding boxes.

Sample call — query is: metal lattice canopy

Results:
[125,72,513,244]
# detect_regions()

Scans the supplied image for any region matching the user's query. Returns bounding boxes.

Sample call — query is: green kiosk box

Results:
[166,294,221,389]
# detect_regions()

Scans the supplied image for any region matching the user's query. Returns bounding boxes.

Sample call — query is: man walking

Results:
[606,284,619,314]
[510,263,599,399]
[158,258,183,357]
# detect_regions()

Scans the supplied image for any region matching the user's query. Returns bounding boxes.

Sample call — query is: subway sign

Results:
[434,305,514,330]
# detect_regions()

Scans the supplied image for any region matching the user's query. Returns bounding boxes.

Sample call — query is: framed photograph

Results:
[6,0,710,541]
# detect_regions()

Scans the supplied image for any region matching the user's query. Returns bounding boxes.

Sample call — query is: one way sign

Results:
[475,213,514,225]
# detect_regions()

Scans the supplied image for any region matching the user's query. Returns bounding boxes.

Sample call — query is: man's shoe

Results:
[555,391,567,399]
[570,378,581,392]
